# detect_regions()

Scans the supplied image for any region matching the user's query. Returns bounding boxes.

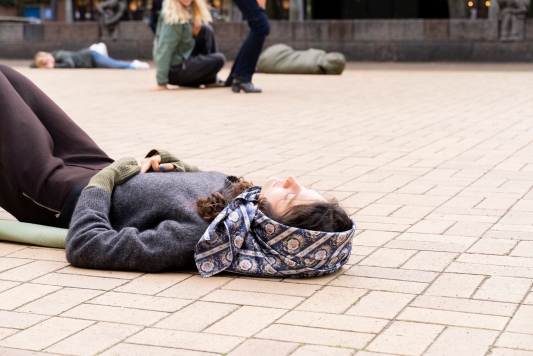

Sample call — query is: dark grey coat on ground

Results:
[66,171,230,272]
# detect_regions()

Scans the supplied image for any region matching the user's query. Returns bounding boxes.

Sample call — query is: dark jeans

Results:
[230,0,270,82]
[168,24,226,87]
[0,65,113,226]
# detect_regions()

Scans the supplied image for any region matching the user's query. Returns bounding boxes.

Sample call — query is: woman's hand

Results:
[140,155,175,173]
[257,0,266,9]
[150,85,169,91]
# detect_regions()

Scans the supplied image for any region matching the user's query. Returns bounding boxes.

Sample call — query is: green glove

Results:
[145,149,199,172]
[83,157,140,195]
[0,221,67,248]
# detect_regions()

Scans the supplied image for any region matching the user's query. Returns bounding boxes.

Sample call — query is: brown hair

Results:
[34,52,50,68]
[196,178,352,233]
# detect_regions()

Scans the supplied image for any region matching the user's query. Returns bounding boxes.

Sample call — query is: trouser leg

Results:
[90,50,133,69]
[168,53,226,87]
[0,65,113,226]
[230,0,270,82]
[191,24,219,56]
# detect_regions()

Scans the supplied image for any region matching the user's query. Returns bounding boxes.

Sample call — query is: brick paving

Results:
[0,61,533,355]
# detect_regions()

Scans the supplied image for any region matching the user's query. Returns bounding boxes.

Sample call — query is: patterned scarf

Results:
[194,186,356,278]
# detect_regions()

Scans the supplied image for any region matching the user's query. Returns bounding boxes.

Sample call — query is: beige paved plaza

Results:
[1,61,533,356]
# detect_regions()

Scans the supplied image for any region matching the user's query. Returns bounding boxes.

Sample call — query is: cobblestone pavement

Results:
[1,61,533,356]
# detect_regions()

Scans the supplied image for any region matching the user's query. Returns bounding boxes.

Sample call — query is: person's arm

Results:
[53,51,75,68]
[154,22,183,86]
[66,158,193,272]
[143,149,199,172]
[66,187,193,272]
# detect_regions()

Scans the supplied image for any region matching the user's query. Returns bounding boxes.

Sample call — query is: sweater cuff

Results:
[77,187,111,214]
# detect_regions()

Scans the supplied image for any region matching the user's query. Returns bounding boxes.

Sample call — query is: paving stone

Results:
[506,305,533,334]
[228,339,298,356]
[467,238,518,255]
[114,273,192,295]
[154,301,238,332]
[221,278,320,297]
[496,332,533,351]
[346,266,437,283]
[291,345,355,356]
[277,310,388,334]
[89,291,191,312]
[7,247,66,262]
[367,321,443,355]
[359,248,417,268]
[202,289,304,309]
[57,266,143,280]
[0,261,68,282]
[345,291,415,319]
[296,286,366,314]
[473,276,532,303]
[401,251,457,272]
[157,275,232,299]
[0,281,20,294]
[256,324,373,349]
[0,243,26,257]
[205,306,287,337]
[61,304,169,326]
[407,220,456,234]
[490,348,533,356]
[46,322,141,355]
[0,258,33,273]
[0,328,17,341]
[32,272,126,290]
[18,288,103,316]
[347,231,399,247]
[411,295,517,316]
[0,283,60,310]
[100,343,217,356]
[126,328,245,353]
[424,326,499,356]
[425,273,485,298]
[511,241,533,258]
[331,276,427,294]
[0,311,49,329]
[0,317,93,351]
[398,307,509,330]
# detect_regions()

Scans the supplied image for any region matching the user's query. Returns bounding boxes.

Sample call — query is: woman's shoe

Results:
[231,79,262,93]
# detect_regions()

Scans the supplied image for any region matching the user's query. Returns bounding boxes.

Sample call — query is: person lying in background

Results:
[258,44,346,75]
[32,42,149,70]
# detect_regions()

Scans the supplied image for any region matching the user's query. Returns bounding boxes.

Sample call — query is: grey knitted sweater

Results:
[65,171,229,272]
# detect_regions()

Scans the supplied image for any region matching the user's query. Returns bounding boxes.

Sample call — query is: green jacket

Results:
[153,16,195,85]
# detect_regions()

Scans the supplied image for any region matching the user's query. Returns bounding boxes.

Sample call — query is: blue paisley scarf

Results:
[194,186,356,278]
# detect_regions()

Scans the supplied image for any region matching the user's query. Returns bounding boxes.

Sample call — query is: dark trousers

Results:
[230,0,270,82]
[0,65,113,226]
[168,24,226,87]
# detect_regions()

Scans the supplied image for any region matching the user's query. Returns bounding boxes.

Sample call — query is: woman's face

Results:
[178,0,192,6]
[40,54,55,69]
[260,176,326,215]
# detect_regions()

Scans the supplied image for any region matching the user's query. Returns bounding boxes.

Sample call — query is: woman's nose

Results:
[283,176,301,189]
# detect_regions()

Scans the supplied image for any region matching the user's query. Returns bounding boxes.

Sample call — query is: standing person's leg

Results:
[191,24,219,56]
[227,0,269,93]
[0,65,113,226]
[168,53,226,87]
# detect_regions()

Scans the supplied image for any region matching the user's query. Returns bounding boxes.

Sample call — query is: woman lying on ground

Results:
[0,65,355,278]
[33,43,150,70]
[152,0,226,90]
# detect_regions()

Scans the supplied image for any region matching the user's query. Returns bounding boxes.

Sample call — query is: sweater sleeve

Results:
[145,149,199,172]
[154,23,182,85]
[53,51,75,68]
[65,188,194,272]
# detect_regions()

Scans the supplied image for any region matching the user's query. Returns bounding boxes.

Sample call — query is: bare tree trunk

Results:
[447,0,468,18]
[289,0,303,20]
[15,0,25,17]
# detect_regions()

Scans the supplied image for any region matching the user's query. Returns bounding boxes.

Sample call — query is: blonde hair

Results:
[34,52,50,68]
[162,0,212,25]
